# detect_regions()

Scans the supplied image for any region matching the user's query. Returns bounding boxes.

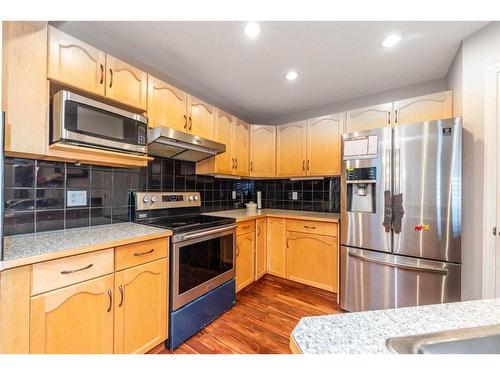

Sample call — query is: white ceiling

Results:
[57,21,487,124]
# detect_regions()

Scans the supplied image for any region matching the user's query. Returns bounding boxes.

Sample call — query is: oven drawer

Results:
[32,249,114,295]
[286,219,338,237]
[236,220,255,236]
[115,238,168,271]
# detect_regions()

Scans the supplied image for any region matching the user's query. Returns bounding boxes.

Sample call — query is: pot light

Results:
[382,34,402,48]
[244,22,260,39]
[286,71,298,81]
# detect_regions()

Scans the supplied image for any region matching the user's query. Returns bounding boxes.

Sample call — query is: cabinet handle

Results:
[257,226,261,236]
[236,245,240,257]
[235,159,238,169]
[99,64,104,84]
[242,225,250,229]
[189,116,192,130]
[250,161,253,172]
[302,160,306,171]
[307,160,310,171]
[388,111,391,125]
[118,285,124,307]
[183,114,187,129]
[109,68,113,88]
[286,237,290,248]
[134,248,155,257]
[304,225,316,229]
[107,289,112,312]
[395,109,398,124]
[60,263,93,275]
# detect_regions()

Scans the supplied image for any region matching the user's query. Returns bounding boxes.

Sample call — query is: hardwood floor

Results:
[158,275,343,354]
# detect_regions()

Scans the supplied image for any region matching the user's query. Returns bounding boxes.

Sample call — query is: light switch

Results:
[67,190,87,207]
[232,191,237,199]
[292,191,298,200]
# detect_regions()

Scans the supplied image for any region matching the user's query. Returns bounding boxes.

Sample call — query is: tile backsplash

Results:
[4,156,340,236]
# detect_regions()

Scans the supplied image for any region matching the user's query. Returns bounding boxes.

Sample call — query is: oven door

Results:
[172,225,236,311]
[52,90,148,154]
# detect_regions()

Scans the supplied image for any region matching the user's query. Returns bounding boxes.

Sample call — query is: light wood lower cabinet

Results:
[255,218,267,280]
[286,232,338,293]
[114,258,168,354]
[30,274,114,354]
[266,218,287,278]
[236,232,255,292]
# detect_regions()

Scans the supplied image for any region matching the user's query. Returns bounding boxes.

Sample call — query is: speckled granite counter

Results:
[204,209,340,223]
[291,299,500,354]
[1,223,171,270]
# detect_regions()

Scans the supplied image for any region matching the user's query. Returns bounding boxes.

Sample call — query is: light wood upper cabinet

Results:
[393,90,452,125]
[286,232,338,293]
[47,26,106,96]
[250,125,276,177]
[255,218,267,280]
[30,274,114,354]
[234,118,250,176]
[306,114,342,176]
[266,218,287,278]
[147,75,188,131]
[276,121,307,177]
[114,258,168,354]
[214,110,235,175]
[236,232,255,292]
[105,55,147,110]
[188,95,215,139]
[345,102,392,134]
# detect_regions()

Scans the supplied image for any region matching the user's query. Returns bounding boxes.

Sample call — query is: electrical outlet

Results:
[292,191,298,200]
[67,190,87,207]
[232,191,237,199]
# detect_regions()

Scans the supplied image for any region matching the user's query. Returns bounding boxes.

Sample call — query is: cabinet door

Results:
[234,118,250,176]
[250,125,276,177]
[188,95,215,139]
[30,275,114,354]
[255,218,267,280]
[147,76,188,131]
[393,90,452,126]
[105,55,147,110]
[286,232,338,292]
[306,114,342,176]
[214,110,235,175]
[276,121,307,177]
[266,218,287,278]
[114,258,168,354]
[236,232,255,292]
[47,26,105,96]
[345,102,392,133]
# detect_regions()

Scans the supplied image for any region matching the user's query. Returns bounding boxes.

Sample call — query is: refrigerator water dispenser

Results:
[346,167,376,213]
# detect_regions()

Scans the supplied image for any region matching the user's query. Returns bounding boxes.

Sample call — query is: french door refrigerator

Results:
[340,117,462,312]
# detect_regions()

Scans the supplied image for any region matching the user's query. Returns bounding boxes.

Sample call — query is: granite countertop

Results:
[291,299,500,354]
[1,223,171,270]
[204,209,340,223]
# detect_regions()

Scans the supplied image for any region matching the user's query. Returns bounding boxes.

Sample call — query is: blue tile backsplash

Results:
[4,156,340,236]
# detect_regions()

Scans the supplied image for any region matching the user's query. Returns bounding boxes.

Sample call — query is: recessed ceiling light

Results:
[286,71,298,81]
[382,34,402,48]
[244,22,260,39]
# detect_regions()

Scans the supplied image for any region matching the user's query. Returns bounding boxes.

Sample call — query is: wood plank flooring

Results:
[159,275,343,354]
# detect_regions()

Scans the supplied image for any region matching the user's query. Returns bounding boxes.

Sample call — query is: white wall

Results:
[446,21,500,300]
[267,78,447,125]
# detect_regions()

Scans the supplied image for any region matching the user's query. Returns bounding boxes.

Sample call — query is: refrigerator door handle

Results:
[383,190,392,232]
[348,250,448,275]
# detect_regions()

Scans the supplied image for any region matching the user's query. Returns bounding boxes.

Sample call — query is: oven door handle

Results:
[181,225,236,241]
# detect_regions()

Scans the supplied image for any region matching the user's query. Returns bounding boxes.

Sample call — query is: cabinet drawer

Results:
[286,219,338,237]
[115,238,168,271]
[32,249,114,295]
[236,220,255,236]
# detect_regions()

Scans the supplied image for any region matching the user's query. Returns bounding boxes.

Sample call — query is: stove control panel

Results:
[134,192,202,211]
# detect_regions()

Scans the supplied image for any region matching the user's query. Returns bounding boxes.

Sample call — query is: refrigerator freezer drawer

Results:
[340,246,460,312]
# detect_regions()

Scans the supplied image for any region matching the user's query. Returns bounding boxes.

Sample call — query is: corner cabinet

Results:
[255,218,267,280]
[266,218,287,278]
[250,125,276,177]
[236,231,255,292]
[30,275,114,354]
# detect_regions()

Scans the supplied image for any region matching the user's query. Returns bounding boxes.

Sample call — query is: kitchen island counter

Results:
[291,299,500,354]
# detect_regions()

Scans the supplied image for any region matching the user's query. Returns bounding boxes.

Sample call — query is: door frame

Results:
[482,64,500,298]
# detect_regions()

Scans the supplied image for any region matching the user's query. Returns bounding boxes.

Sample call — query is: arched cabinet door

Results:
[30,275,114,354]
[345,102,392,133]
[214,109,235,175]
[276,121,307,177]
[234,119,250,176]
[250,125,276,177]
[188,95,215,140]
[306,114,342,176]
[393,91,452,126]
[147,75,188,131]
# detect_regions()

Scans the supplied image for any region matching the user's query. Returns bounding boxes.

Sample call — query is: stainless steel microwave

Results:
[51,90,148,154]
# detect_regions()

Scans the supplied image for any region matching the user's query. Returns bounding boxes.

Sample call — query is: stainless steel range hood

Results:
[147,127,225,162]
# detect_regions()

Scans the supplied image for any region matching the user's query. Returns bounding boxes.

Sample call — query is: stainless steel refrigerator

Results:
[340,117,462,312]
